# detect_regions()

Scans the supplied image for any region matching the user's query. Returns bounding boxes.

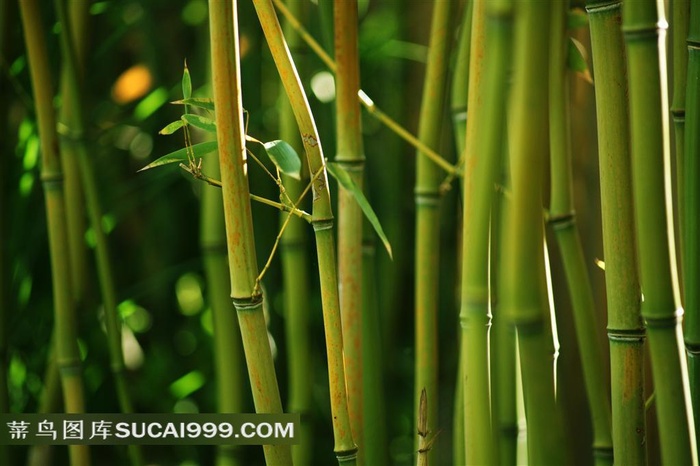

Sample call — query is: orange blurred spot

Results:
[112,64,153,104]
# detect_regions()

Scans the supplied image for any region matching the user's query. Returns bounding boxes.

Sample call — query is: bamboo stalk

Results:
[501,0,566,463]
[208,2,291,464]
[547,3,613,465]
[278,2,313,465]
[684,0,700,451]
[622,0,698,463]
[251,0,357,463]
[334,2,365,463]
[586,1,646,463]
[414,2,453,463]
[19,1,89,465]
[459,0,512,463]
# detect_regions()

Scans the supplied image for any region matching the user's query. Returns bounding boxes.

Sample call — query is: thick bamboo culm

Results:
[334,2,365,463]
[208,1,292,464]
[586,0,646,463]
[251,0,357,463]
[278,2,313,465]
[501,1,566,464]
[547,2,613,465]
[19,1,90,465]
[413,2,453,463]
[684,0,700,451]
[622,0,698,463]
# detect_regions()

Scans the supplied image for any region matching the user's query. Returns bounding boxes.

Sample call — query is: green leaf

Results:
[138,141,218,171]
[171,97,215,112]
[326,162,393,259]
[159,120,184,135]
[567,37,593,84]
[182,113,217,133]
[567,8,588,29]
[182,60,192,100]
[263,140,302,179]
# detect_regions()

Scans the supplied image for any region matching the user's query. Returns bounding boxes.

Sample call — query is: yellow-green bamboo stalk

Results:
[623,0,698,463]
[586,1,646,463]
[208,2,292,464]
[19,1,89,465]
[460,0,512,463]
[334,2,365,463]
[501,1,565,464]
[278,2,313,465]
[684,0,700,451]
[548,3,613,465]
[414,3,453,463]
[251,0,357,463]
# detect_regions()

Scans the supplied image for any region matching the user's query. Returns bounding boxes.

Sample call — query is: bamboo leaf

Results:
[159,120,185,135]
[138,140,218,171]
[568,37,593,84]
[567,8,588,29]
[263,139,302,179]
[182,60,192,100]
[171,97,215,112]
[182,113,217,133]
[326,162,392,259]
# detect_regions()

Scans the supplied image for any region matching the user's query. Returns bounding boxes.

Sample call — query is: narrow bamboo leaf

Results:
[263,139,301,179]
[171,97,215,112]
[567,37,593,84]
[182,113,217,133]
[138,140,218,171]
[567,8,588,29]
[182,60,192,100]
[326,162,392,259]
[159,119,184,135]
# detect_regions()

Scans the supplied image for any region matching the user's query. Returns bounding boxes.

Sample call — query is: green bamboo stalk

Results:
[672,0,690,280]
[201,154,247,466]
[548,3,613,465]
[459,0,512,463]
[414,3,453,462]
[54,2,144,465]
[208,2,291,464]
[278,2,313,465]
[623,0,698,463]
[19,1,89,465]
[251,1,357,463]
[684,0,700,451]
[501,0,565,464]
[27,342,62,466]
[586,1,646,463]
[334,2,365,463]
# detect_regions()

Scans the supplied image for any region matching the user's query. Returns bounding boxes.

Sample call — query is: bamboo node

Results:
[40,171,64,186]
[607,328,646,342]
[547,211,576,229]
[231,294,263,311]
[584,1,621,15]
[311,218,334,231]
[684,342,700,355]
[643,310,683,329]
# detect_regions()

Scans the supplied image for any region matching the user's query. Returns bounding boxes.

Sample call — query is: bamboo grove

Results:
[2,0,700,464]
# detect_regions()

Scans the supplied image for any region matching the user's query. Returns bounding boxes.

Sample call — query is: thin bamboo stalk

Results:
[501,0,566,463]
[586,1,646,463]
[334,2,365,463]
[208,2,291,464]
[414,2,453,463]
[459,0,512,463]
[251,0,357,463]
[622,0,698,463]
[19,1,89,465]
[548,3,613,465]
[278,2,313,465]
[684,0,700,451]
[54,2,143,464]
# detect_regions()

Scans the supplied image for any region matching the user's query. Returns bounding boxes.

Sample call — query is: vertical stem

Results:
[19,1,89,465]
[413,3,453,461]
[501,1,566,464]
[251,1,357,463]
[684,0,700,452]
[548,2,613,465]
[622,0,698,464]
[209,2,292,464]
[334,2,365,464]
